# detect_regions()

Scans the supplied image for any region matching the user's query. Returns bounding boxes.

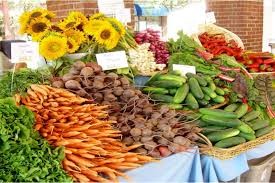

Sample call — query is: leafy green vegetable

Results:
[0,98,72,182]
[0,69,50,99]
[215,54,244,69]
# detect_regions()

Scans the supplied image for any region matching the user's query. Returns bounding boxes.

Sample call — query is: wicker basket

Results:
[199,129,275,160]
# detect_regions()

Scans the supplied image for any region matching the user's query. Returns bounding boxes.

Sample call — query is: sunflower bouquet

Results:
[19,8,136,61]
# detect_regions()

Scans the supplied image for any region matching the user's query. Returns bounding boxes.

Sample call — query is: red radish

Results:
[158,146,172,157]
[218,74,235,82]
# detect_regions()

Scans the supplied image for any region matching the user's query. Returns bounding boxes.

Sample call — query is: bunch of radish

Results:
[135,29,169,65]
[52,61,201,158]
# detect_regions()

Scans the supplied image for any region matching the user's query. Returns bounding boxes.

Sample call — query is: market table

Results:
[119,140,275,183]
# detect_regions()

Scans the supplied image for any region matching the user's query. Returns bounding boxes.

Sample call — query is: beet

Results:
[113,87,124,96]
[73,60,86,70]
[86,62,102,74]
[65,80,81,90]
[52,80,65,88]
[130,128,142,137]
[62,73,75,82]
[80,67,94,78]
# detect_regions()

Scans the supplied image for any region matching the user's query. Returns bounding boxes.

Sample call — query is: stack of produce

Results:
[20,84,153,182]
[241,52,275,73]
[198,105,274,148]
[198,32,243,58]
[52,61,201,158]
[135,29,169,64]
[144,72,228,110]
[0,98,71,182]
[128,43,166,75]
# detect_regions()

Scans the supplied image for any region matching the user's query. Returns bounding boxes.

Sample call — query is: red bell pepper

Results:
[260,64,270,71]
[247,63,260,68]
[256,58,263,64]
[263,58,275,64]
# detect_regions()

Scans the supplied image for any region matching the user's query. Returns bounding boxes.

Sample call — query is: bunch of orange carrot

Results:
[19,84,153,183]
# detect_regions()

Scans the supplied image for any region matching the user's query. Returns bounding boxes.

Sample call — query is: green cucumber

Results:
[237,122,255,134]
[205,76,212,83]
[185,93,199,110]
[146,72,161,85]
[201,115,242,127]
[248,119,270,130]
[199,108,238,119]
[195,120,207,127]
[186,113,202,120]
[215,87,225,96]
[189,78,204,99]
[223,88,230,95]
[143,87,169,94]
[204,94,211,101]
[169,70,182,76]
[207,128,240,142]
[243,111,260,122]
[169,89,178,95]
[151,94,174,103]
[173,83,189,104]
[209,82,216,91]
[238,132,256,141]
[202,87,217,99]
[212,96,225,103]
[186,73,207,87]
[158,74,186,83]
[198,99,209,106]
[214,137,246,148]
[151,80,182,88]
[167,104,183,110]
[235,103,249,118]
[224,103,240,112]
[255,126,272,137]
[202,126,228,135]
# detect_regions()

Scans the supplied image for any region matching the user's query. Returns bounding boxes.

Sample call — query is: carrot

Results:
[31,84,48,96]
[67,154,94,167]
[63,158,81,171]
[66,124,92,132]
[62,131,82,138]
[79,153,95,159]
[55,139,83,146]
[81,171,108,182]
[27,88,38,99]
[125,144,143,151]
[71,172,90,183]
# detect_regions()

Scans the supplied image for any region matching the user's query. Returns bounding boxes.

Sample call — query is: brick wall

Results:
[46,0,134,26]
[206,0,263,51]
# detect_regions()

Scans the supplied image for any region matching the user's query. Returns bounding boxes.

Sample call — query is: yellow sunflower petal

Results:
[83,19,107,36]
[39,35,67,60]
[63,29,86,44]
[67,11,88,23]
[107,17,126,36]
[27,17,51,41]
[29,8,46,19]
[18,12,31,34]
[67,38,80,53]
[89,13,106,20]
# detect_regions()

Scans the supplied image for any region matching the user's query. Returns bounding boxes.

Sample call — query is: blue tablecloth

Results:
[119,140,275,183]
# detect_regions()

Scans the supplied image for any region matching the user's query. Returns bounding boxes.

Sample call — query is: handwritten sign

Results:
[98,0,124,15]
[11,42,39,64]
[115,8,131,24]
[96,51,128,70]
[205,12,216,24]
[173,64,196,76]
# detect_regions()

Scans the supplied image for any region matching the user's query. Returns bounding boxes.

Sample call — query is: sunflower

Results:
[67,38,80,53]
[91,22,120,50]
[45,11,55,20]
[27,17,51,41]
[18,12,31,34]
[107,17,126,36]
[29,8,46,19]
[58,19,78,31]
[67,11,88,23]
[64,29,86,44]
[89,13,106,20]
[39,35,67,60]
[83,19,105,36]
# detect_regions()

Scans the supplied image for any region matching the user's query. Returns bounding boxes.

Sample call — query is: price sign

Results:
[11,42,39,64]
[173,64,196,76]
[205,12,216,24]
[115,8,131,23]
[98,0,124,15]
[96,51,129,70]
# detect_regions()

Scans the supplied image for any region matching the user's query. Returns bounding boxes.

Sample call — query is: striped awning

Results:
[134,4,169,16]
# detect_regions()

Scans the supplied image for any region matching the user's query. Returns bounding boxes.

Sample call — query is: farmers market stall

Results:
[0,8,274,183]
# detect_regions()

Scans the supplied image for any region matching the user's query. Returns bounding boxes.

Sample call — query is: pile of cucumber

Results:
[198,104,274,148]
[143,72,229,110]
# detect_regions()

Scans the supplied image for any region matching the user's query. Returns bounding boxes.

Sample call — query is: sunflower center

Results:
[67,41,73,49]
[31,12,42,18]
[100,30,111,40]
[48,42,60,52]
[66,22,76,29]
[32,22,47,33]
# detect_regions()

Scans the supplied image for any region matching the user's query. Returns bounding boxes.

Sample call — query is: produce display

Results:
[53,61,201,158]
[144,72,228,110]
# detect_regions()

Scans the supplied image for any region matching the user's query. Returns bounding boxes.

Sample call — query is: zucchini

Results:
[202,87,217,99]
[204,94,211,101]
[199,108,238,119]
[158,74,186,83]
[202,126,228,135]
[235,103,249,118]
[214,137,246,148]
[198,99,209,106]
[224,103,239,112]
[186,73,207,86]
[237,121,255,134]
[185,93,199,110]
[189,78,204,99]
[151,80,182,88]
[201,115,242,127]
[209,82,216,91]
[255,126,272,137]
[212,96,225,103]
[238,132,256,141]
[243,111,260,122]
[173,83,189,104]
[151,94,174,103]
[169,89,178,95]
[166,104,183,110]
[207,128,240,142]
[248,119,270,131]
[143,87,169,94]
[215,87,225,96]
